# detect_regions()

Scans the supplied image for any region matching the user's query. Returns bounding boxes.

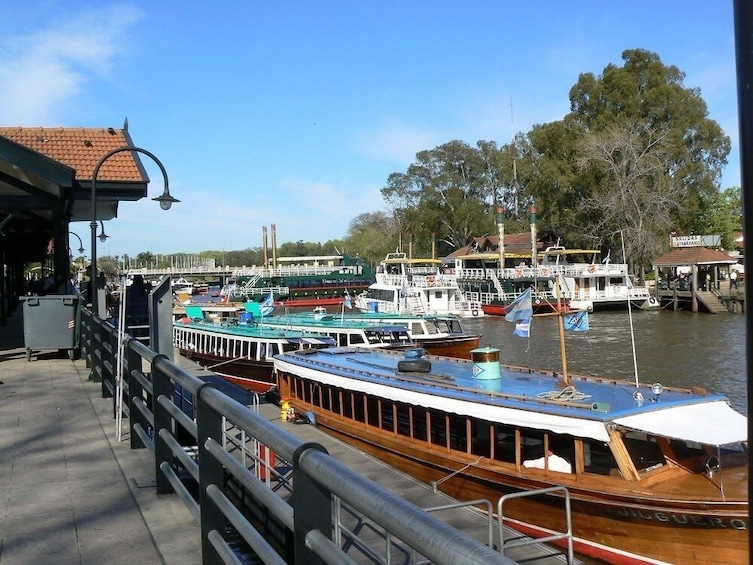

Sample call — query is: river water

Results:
[461,309,748,415]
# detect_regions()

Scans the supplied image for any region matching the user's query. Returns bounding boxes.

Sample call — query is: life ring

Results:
[472,309,479,317]
[540,267,549,277]
[587,264,596,274]
[426,276,436,287]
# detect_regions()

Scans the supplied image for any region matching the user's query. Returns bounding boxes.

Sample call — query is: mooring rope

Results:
[536,386,591,402]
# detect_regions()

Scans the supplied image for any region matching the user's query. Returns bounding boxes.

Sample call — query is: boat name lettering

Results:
[615,507,747,529]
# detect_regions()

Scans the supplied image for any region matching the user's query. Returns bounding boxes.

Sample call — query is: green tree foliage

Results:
[695,187,741,249]
[381,140,497,255]
[341,211,401,269]
[524,49,730,267]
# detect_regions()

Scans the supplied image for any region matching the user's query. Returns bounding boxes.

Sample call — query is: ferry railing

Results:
[498,486,574,565]
[79,306,515,565]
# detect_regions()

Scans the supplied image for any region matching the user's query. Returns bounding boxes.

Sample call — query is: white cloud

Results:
[0,5,142,124]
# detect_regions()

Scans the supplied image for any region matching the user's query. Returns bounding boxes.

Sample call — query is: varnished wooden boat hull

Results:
[179,349,275,393]
[309,411,748,565]
[416,335,480,359]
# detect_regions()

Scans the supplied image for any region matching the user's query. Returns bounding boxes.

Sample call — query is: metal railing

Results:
[79,307,515,565]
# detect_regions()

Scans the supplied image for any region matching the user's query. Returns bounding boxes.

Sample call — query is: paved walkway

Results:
[0,309,201,565]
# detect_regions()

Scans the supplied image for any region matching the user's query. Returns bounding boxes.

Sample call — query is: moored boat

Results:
[272,346,748,564]
[355,253,484,318]
[224,254,375,305]
[261,306,482,359]
[174,305,335,393]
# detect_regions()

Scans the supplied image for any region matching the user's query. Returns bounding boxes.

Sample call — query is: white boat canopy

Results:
[613,401,747,446]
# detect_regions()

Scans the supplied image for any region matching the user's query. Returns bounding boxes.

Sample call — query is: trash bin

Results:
[20,295,79,361]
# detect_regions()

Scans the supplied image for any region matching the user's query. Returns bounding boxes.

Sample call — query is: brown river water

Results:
[461,308,747,415]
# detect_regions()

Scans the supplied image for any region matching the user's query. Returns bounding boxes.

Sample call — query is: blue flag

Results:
[513,318,531,338]
[504,288,533,322]
[260,290,275,316]
[563,311,589,332]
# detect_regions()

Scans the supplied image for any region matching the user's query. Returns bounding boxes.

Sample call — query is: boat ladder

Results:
[498,486,574,564]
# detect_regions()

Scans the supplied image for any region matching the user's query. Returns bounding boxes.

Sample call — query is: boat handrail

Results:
[498,486,573,562]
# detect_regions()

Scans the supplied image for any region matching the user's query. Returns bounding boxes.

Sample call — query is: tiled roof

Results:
[652,247,737,266]
[0,126,144,182]
[450,233,539,257]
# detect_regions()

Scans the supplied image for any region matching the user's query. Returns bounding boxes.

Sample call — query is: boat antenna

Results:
[621,231,640,387]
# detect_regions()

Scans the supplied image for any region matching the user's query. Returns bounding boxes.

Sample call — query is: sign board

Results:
[670,235,721,248]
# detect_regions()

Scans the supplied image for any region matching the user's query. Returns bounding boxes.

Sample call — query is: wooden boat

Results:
[273,346,748,564]
[173,306,335,393]
[258,306,481,359]
[355,253,484,318]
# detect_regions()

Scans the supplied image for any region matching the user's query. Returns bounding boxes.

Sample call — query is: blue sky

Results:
[0,2,739,259]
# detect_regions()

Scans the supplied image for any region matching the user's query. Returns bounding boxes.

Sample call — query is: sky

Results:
[0,1,740,259]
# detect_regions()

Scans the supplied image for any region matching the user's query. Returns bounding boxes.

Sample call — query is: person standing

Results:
[730,268,738,291]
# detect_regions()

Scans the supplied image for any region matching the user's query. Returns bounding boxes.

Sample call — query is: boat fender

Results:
[397,359,432,373]
[404,347,427,359]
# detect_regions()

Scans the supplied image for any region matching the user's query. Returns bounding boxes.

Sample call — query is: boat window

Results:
[519,428,545,461]
[366,396,380,427]
[582,438,619,476]
[623,431,666,473]
[341,390,353,419]
[493,424,517,464]
[396,402,411,437]
[353,392,365,423]
[381,399,394,433]
[350,333,365,345]
[428,409,447,448]
[448,414,467,452]
[471,420,492,458]
[412,406,428,441]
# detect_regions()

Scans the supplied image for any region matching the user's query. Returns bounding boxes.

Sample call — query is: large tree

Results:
[523,49,731,264]
[381,140,496,254]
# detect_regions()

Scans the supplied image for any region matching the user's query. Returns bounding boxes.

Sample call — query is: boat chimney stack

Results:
[271,223,278,269]
[530,205,538,267]
[262,226,268,268]
[471,346,501,381]
[497,207,505,268]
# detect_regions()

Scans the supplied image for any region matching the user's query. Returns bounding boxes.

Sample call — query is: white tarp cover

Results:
[613,401,747,446]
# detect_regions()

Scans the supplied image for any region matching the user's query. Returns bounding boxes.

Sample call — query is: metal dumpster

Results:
[20,295,79,361]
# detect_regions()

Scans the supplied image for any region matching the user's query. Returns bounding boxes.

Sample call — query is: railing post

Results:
[126,340,146,449]
[101,324,116,400]
[293,442,331,565]
[196,384,224,565]
[151,354,175,495]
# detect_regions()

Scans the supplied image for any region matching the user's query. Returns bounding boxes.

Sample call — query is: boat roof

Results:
[175,319,336,344]
[273,347,746,446]
[260,312,412,332]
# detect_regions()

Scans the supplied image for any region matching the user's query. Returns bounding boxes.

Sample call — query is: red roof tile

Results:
[0,126,144,182]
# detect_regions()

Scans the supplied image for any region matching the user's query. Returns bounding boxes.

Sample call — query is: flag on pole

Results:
[504,288,533,322]
[505,288,533,338]
[563,310,590,332]
[260,290,275,316]
[513,319,531,338]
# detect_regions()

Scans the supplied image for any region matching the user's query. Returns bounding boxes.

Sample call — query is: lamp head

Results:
[153,189,180,210]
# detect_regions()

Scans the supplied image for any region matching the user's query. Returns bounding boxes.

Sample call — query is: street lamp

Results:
[98,220,109,243]
[69,232,85,255]
[90,146,179,315]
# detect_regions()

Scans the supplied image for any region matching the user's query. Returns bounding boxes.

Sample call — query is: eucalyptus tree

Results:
[523,49,730,267]
[381,140,495,254]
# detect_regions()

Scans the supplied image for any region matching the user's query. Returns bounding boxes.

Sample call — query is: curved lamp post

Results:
[69,232,85,255]
[90,146,179,315]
